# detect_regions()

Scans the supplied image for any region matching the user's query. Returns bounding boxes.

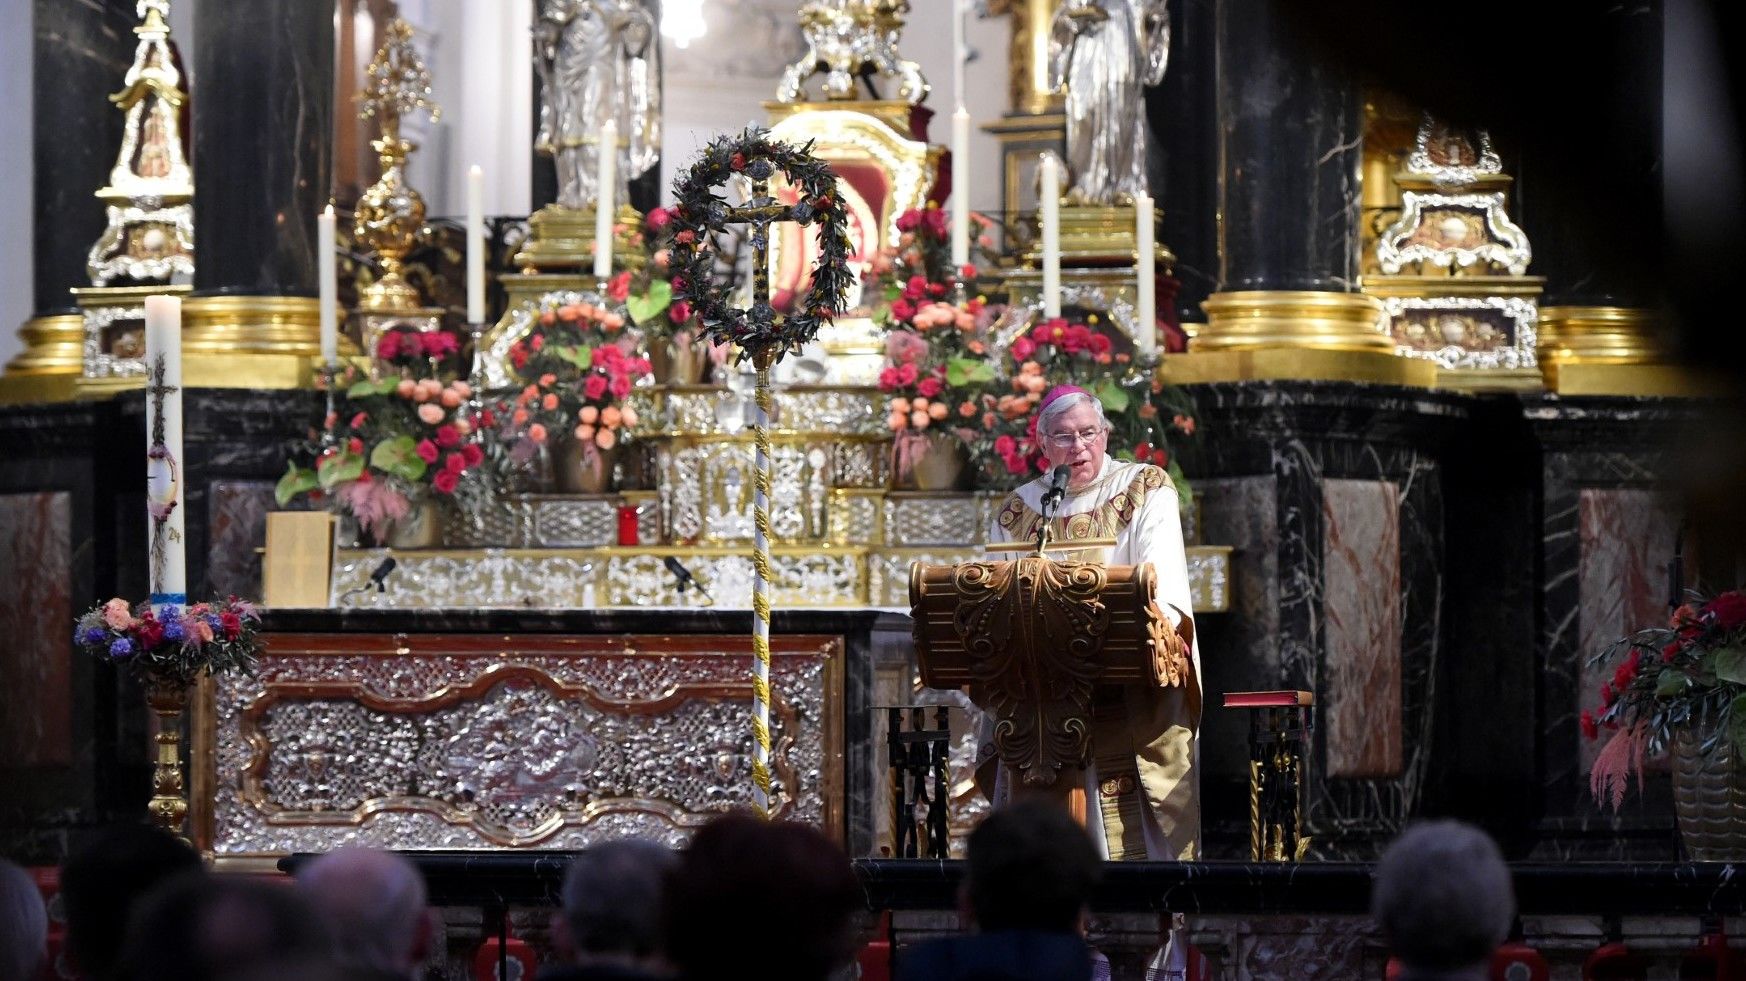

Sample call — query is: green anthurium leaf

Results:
[1728,694,1746,753]
[1657,669,1692,698]
[1714,647,1746,685]
[1091,379,1130,414]
[274,462,319,506]
[551,344,594,370]
[369,434,427,482]
[346,378,398,399]
[626,280,673,325]
[945,357,996,387]
[315,450,365,489]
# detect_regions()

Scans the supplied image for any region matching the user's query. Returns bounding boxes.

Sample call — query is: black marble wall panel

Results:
[1528,396,1695,860]
[33,0,137,312]
[189,0,333,296]
[208,481,278,600]
[1184,382,1463,858]
[1213,0,1363,292]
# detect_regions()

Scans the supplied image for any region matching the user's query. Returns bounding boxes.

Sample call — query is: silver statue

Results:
[533,0,662,211]
[1047,0,1170,205]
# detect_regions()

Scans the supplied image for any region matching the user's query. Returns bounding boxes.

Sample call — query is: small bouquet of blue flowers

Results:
[74,596,261,686]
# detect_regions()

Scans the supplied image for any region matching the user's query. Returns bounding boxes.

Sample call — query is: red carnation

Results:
[432,469,459,494]
[134,614,165,651]
[890,299,917,323]
[610,374,633,399]
[669,300,693,324]
[896,363,919,387]
[674,230,696,246]
[646,207,675,232]
[1706,591,1746,630]
[435,424,460,448]
[1600,682,1616,707]
[917,376,943,399]
[348,437,365,455]
[731,152,747,171]
[1580,709,1599,741]
[1011,337,1036,360]
[219,611,242,641]
[608,270,632,302]
[1089,333,1113,355]
[1663,640,1683,661]
[416,439,440,464]
[350,412,368,428]
[461,443,484,467]
[878,366,900,391]
[584,375,608,400]
[444,452,466,474]
[895,210,921,233]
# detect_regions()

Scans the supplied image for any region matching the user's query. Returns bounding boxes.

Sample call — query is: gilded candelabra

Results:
[145,678,191,840]
[355,19,440,313]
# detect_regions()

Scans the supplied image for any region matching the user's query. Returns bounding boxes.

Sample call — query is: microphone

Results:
[1040,463,1072,514]
[368,557,397,593]
[663,556,712,601]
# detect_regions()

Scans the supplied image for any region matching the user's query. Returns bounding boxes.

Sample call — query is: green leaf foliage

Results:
[945,357,995,387]
[315,450,365,489]
[1729,693,1746,755]
[550,345,595,371]
[626,280,673,325]
[369,435,427,482]
[1714,646,1746,685]
[1091,379,1130,414]
[346,378,400,399]
[274,463,319,506]
[1657,669,1692,698]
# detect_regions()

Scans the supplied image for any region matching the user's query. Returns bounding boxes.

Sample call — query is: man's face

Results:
[1038,401,1108,490]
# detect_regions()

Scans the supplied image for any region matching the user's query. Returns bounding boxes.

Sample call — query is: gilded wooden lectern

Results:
[909,538,1193,839]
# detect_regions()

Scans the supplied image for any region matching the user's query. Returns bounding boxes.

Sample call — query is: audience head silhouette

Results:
[664,813,860,981]
[116,872,339,981]
[965,800,1101,933]
[550,838,677,978]
[296,846,433,981]
[60,823,203,981]
[1373,820,1514,980]
[0,859,47,981]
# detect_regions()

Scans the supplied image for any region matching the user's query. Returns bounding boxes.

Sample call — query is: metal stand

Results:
[1243,701,1314,861]
[886,706,950,858]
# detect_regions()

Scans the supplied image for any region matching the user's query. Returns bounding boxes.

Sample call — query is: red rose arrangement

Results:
[1586,588,1746,809]
[375,327,460,376]
[503,294,652,460]
[277,365,485,538]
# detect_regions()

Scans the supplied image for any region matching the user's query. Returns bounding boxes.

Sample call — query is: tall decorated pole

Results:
[668,131,851,814]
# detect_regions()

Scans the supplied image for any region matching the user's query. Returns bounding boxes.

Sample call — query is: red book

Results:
[1222,690,1315,708]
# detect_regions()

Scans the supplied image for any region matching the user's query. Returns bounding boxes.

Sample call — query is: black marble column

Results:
[1516,5,1662,309]
[1213,0,1363,292]
[32,0,137,314]
[1145,0,1218,321]
[189,0,333,297]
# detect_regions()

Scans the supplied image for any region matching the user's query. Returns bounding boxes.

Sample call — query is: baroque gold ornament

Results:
[354,19,441,313]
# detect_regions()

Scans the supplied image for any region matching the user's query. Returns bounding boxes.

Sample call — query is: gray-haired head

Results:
[295,847,429,978]
[1372,820,1514,975]
[0,860,46,981]
[561,839,678,960]
[1035,390,1109,442]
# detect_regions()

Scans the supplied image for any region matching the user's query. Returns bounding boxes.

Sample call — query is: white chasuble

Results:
[979,455,1201,860]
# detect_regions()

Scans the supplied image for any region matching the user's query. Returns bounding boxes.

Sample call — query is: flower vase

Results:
[384,499,444,549]
[1672,725,1746,861]
[649,332,709,385]
[555,437,619,494]
[144,678,191,841]
[897,433,971,492]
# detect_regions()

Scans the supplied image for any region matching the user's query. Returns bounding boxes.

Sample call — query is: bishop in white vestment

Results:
[977,385,1201,860]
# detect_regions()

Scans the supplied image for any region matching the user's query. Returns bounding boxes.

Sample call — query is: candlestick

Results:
[1040,154,1061,318]
[952,108,971,270]
[594,119,618,281]
[467,165,485,324]
[318,206,337,365]
[144,295,185,612]
[1135,191,1157,357]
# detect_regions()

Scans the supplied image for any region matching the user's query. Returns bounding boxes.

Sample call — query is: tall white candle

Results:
[1135,191,1157,357]
[318,206,337,365]
[593,119,618,281]
[952,0,966,110]
[466,165,485,324]
[144,295,186,611]
[1040,154,1062,318]
[951,107,971,271]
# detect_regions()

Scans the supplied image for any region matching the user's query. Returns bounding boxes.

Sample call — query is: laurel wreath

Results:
[667,128,853,361]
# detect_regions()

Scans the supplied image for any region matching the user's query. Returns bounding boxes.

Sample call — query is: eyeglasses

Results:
[1043,427,1108,449]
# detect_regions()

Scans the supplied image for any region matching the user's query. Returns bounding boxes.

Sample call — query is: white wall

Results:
[1,2,34,368]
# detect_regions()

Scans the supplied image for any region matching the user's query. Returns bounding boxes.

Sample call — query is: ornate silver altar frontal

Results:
[656,437,886,545]
[199,635,842,860]
[444,494,663,549]
[1384,295,1539,371]
[654,386,887,437]
[330,547,870,609]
